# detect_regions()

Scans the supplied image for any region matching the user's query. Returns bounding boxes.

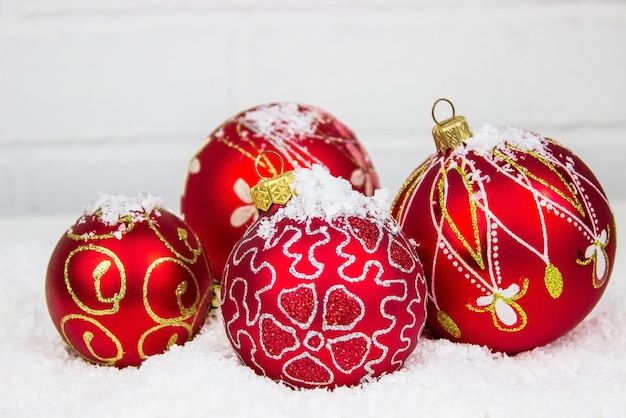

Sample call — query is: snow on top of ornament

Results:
[454,124,548,158]
[240,102,317,142]
[84,192,164,226]
[257,165,390,239]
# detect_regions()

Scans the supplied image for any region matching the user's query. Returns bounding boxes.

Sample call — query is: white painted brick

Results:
[360,134,428,196]
[360,0,557,6]
[1,125,624,217]
[1,2,626,215]
[22,137,200,215]
[0,0,18,24]
[0,159,16,214]
[18,0,354,15]
[17,0,595,15]
[242,5,626,135]
[0,23,234,143]
[0,150,30,214]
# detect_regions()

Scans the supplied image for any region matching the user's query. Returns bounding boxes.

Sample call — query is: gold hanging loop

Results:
[431,98,456,125]
[431,98,473,154]
[254,150,285,180]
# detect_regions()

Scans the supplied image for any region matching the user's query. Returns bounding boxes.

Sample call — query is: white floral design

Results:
[230,178,258,228]
[346,143,378,196]
[578,228,610,288]
[468,280,529,332]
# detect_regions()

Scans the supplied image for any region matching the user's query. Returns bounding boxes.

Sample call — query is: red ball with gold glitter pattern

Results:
[45,194,213,367]
[181,102,380,282]
[391,99,617,353]
[221,159,426,389]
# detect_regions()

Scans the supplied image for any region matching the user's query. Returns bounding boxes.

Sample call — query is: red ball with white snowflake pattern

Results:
[181,102,380,282]
[220,158,426,389]
[391,99,617,353]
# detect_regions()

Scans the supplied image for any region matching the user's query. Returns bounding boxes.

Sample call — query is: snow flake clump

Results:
[257,165,390,239]
[85,192,163,226]
[454,124,548,158]
[240,102,317,142]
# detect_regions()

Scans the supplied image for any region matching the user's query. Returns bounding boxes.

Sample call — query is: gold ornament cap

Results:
[250,150,295,212]
[431,98,474,154]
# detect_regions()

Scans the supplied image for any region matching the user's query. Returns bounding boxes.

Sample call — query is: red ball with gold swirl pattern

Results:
[45,194,214,367]
[391,99,617,353]
[181,102,380,283]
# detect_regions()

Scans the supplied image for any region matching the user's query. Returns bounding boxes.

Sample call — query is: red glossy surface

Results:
[45,210,213,367]
[220,212,426,389]
[181,102,379,282]
[392,137,617,353]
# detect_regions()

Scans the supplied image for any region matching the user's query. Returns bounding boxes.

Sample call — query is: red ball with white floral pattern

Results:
[220,164,426,389]
[181,102,379,282]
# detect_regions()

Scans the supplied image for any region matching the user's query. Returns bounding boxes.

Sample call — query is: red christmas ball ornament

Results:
[391,99,617,353]
[45,193,214,367]
[181,102,380,282]
[220,154,426,389]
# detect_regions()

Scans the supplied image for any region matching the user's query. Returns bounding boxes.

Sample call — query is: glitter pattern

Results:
[347,217,383,252]
[323,285,364,331]
[47,203,213,367]
[327,333,371,373]
[221,209,427,388]
[181,102,380,284]
[283,353,334,386]
[259,314,299,358]
[436,310,461,339]
[388,239,415,272]
[278,284,317,328]
[391,126,617,353]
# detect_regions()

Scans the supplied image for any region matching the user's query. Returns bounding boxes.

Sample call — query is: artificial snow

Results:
[84,192,163,226]
[1,203,624,417]
[455,124,548,158]
[257,165,391,239]
[240,102,317,142]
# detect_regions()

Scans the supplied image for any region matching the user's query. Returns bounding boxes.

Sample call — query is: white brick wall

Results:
[1,0,626,215]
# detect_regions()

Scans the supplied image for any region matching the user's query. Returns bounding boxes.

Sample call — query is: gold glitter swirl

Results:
[142,257,201,324]
[137,323,193,360]
[166,334,178,349]
[438,165,485,270]
[92,260,111,282]
[66,215,137,241]
[60,314,124,365]
[64,245,127,315]
[136,251,212,359]
[146,218,201,264]
[436,310,461,338]
[175,281,197,317]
